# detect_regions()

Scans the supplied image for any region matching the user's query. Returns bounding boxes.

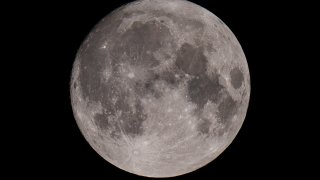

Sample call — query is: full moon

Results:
[70,0,250,177]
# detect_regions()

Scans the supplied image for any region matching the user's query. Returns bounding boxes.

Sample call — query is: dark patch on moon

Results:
[119,100,147,137]
[217,93,238,123]
[230,67,244,89]
[152,10,205,32]
[111,91,146,137]
[94,113,110,131]
[123,11,145,18]
[133,73,162,98]
[94,112,122,139]
[208,92,238,137]
[186,19,205,30]
[78,53,105,102]
[188,73,224,109]
[160,70,183,87]
[197,118,212,135]
[77,10,129,102]
[133,70,184,99]
[206,43,217,53]
[99,80,126,115]
[111,20,173,68]
[134,80,152,97]
[90,75,148,139]
[175,43,207,76]
[94,98,147,139]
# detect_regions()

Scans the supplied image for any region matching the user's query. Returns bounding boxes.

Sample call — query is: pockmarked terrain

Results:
[71,0,250,177]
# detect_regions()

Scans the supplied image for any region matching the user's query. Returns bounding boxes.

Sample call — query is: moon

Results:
[70,0,250,177]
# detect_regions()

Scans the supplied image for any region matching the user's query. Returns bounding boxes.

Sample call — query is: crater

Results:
[218,18,224,25]
[175,43,207,76]
[73,81,77,89]
[230,67,244,89]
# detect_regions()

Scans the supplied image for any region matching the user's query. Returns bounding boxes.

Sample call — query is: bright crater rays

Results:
[70,0,250,177]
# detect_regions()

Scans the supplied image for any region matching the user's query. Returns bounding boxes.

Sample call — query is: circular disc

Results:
[70,0,250,177]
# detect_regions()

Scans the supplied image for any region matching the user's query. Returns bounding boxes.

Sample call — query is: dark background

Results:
[5,0,315,179]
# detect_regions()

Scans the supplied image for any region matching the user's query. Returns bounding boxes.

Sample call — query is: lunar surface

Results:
[70,0,250,177]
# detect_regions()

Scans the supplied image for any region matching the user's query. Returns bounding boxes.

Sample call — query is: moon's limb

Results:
[70,0,250,177]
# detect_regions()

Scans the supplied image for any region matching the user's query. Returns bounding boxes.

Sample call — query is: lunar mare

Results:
[70,0,250,177]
